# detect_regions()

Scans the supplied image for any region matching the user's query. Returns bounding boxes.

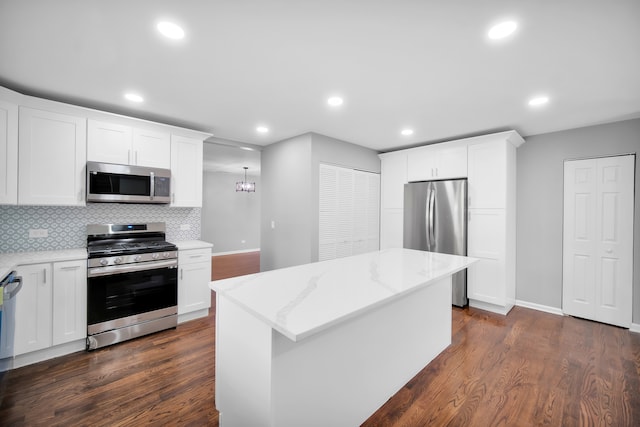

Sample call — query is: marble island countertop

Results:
[210,248,477,342]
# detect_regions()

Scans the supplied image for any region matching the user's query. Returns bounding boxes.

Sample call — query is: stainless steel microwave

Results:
[86,161,171,204]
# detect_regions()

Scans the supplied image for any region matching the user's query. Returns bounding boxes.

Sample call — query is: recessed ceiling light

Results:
[240,146,254,151]
[488,21,518,40]
[327,97,344,106]
[528,95,550,107]
[256,126,269,133]
[401,129,414,136]
[157,21,185,40]
[124,93,144,103]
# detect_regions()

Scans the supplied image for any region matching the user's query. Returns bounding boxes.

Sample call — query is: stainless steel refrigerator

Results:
[403,179,468,306]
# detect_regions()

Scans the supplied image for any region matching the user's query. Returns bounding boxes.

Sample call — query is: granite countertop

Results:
[210,248,477,342]
[0,248,87,280]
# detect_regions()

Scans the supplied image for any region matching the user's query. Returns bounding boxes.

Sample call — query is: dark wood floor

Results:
[1,296,639,426]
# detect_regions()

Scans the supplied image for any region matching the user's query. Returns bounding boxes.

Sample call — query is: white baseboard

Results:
[515,300,564,316]
[630,323,640,334]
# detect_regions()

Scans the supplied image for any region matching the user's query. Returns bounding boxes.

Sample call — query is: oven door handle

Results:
[87,259,178,278]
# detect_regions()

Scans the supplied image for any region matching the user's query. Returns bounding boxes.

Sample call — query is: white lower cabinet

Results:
[15,263,52,355]
[15,260,87,356]
[178,248,212,322]
[467,209,512,312]
[52,261,87,345]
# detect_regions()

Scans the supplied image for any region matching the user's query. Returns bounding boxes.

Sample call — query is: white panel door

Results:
[562,159,597,320]
[563,155,634,327]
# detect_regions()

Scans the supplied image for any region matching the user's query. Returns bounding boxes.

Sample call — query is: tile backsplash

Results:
[0,204,201,252]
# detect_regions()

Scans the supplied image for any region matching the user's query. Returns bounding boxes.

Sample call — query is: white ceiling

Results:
[1,1,639,152]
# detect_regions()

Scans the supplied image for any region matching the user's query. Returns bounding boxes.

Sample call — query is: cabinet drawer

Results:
[179,248,212,265]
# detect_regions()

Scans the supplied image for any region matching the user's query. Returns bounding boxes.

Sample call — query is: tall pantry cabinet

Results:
[379,130,524,315]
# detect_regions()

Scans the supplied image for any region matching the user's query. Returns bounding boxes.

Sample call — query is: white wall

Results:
[517,118,640,322]
[201,171,260,253]
[260,134,313,271]
[260,133,380,271]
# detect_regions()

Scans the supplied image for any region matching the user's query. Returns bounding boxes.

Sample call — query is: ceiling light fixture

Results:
[124,93,144,103]
[157,21,185,39]
[236,167,256,192]
[401,129,414,136]
[256,126,269,133]
[528,95,550,107]
[488,21,518,40]
[327,97,344,106]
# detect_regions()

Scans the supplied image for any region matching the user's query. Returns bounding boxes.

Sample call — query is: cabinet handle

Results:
[43,268,47,284]
[180,268,183,280]
[135,151,138,165]
[128,149,131,165]
[172,193,175,203]
[60,266,79,270]
[189,254,204,259]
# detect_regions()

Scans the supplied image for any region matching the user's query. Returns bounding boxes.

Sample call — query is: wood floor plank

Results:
[1,300,639,426]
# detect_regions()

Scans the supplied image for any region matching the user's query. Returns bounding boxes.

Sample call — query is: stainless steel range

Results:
[86,222,178,350]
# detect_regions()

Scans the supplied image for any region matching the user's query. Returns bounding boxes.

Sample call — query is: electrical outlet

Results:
[29,229,48,238]
[180,224,191,231]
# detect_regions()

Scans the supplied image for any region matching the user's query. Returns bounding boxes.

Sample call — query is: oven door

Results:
[87,260,178,335]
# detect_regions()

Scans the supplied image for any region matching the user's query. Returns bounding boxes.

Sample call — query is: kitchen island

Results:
[210,248,477,427]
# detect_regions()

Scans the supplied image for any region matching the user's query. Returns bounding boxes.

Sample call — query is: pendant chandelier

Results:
[236,166,256,192]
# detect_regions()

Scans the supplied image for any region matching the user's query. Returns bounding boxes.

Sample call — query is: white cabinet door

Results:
[88,120,171,168]
[407,146,437,182]
[52,260,87,345]
[562,155,634,328]
[467,209,507,307]
[15,263,52,355]
[18,107,86,206]
[87,119,132,164]
[467,140,507,209]
[380,151,407,210]
[171,135,203,207]
[132,128,171,168]
[407,143,467,182]
[0,100,18,204]
[178,248,212,316]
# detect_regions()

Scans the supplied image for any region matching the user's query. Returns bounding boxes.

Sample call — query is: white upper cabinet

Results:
[407,142,467,182]
[170,135,203,207]
[132,128,171,168]
[87,120,170,168]
[0,99,18,204]
[467,140,508,209]
[18,107,86,206]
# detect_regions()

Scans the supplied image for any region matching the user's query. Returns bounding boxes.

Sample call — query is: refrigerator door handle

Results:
[425,186,431,250]
[429,187,436,249]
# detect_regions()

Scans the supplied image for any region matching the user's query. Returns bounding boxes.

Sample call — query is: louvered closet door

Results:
[319,164,380,261]
[563,155,635,328]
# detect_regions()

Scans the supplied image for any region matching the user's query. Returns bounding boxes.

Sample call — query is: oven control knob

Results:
[134,255,142,262]
[99,259,108,266]
[152,253,160,260]
[163,252,170,258]
[114,257,123,264]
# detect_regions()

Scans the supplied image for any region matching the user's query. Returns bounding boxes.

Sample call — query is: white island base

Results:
[212,249,477,427]
[216,277,451,427]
